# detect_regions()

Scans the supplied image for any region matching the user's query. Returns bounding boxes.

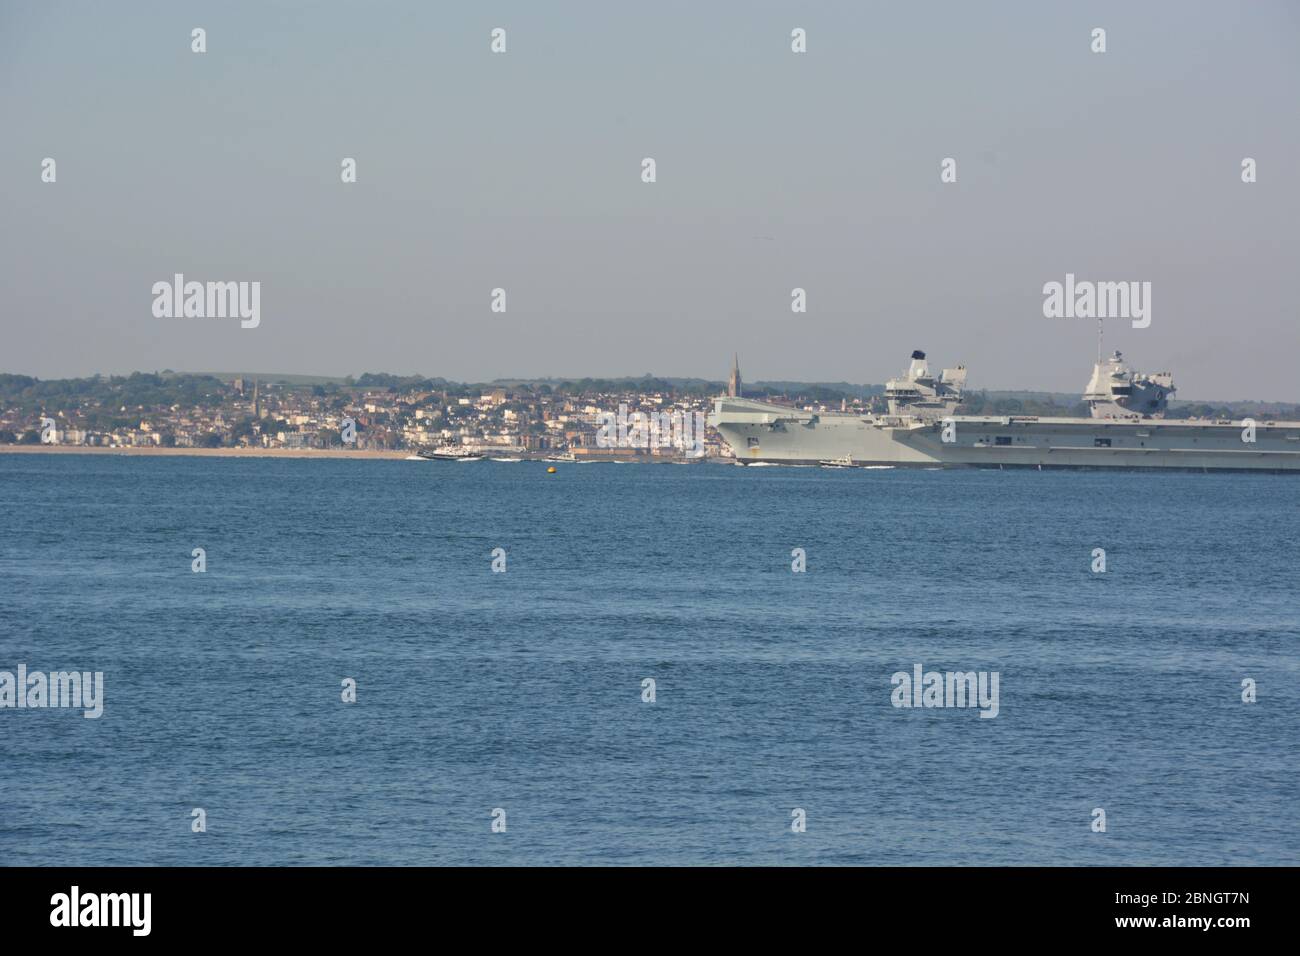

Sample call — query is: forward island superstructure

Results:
[709,351,1300,472]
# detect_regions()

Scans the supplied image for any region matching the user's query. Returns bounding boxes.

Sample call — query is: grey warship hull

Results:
[709,397,1300,472]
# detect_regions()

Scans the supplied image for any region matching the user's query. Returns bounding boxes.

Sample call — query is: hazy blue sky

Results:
[3,1,1298,399]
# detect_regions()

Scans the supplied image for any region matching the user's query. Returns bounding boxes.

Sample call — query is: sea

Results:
[1,454,1296,866]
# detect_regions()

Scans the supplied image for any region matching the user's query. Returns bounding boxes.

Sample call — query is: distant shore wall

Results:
[0,445,410,460]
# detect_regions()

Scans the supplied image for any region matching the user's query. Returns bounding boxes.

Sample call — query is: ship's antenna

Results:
[1097,316,1103,363]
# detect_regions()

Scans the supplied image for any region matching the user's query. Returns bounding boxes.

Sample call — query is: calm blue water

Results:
[1,454,1296,866]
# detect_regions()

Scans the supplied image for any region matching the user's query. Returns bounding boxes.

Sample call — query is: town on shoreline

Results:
[3,368,1296,459]
[0,370,749,460]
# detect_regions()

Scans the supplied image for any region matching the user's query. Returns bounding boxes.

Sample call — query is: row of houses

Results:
[2,378,732,456]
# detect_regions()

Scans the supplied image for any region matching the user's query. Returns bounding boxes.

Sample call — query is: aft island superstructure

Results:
[709,351,1300,472]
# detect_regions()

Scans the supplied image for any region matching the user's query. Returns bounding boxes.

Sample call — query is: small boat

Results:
[418,447,482,461]
[818,453,856,469]
[544,452,577,463]
[490,457,523,462]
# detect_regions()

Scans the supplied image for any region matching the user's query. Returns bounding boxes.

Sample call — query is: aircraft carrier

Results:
[709,351,1300,472]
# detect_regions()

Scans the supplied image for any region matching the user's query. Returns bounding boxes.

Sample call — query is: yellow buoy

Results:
[546,466,557,474]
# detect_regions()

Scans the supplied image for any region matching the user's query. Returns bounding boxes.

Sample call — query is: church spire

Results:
[727,353,742,398]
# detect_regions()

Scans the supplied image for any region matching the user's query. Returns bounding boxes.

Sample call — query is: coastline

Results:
[0,446,725,463]
[0,445,411,460]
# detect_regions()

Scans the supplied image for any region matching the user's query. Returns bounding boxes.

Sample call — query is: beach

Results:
[0,444,409,460]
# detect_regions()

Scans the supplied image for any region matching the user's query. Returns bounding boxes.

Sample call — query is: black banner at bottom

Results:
[0,866,1280,942]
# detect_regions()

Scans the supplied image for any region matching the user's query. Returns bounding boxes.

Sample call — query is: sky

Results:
[2,1,1298,400]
